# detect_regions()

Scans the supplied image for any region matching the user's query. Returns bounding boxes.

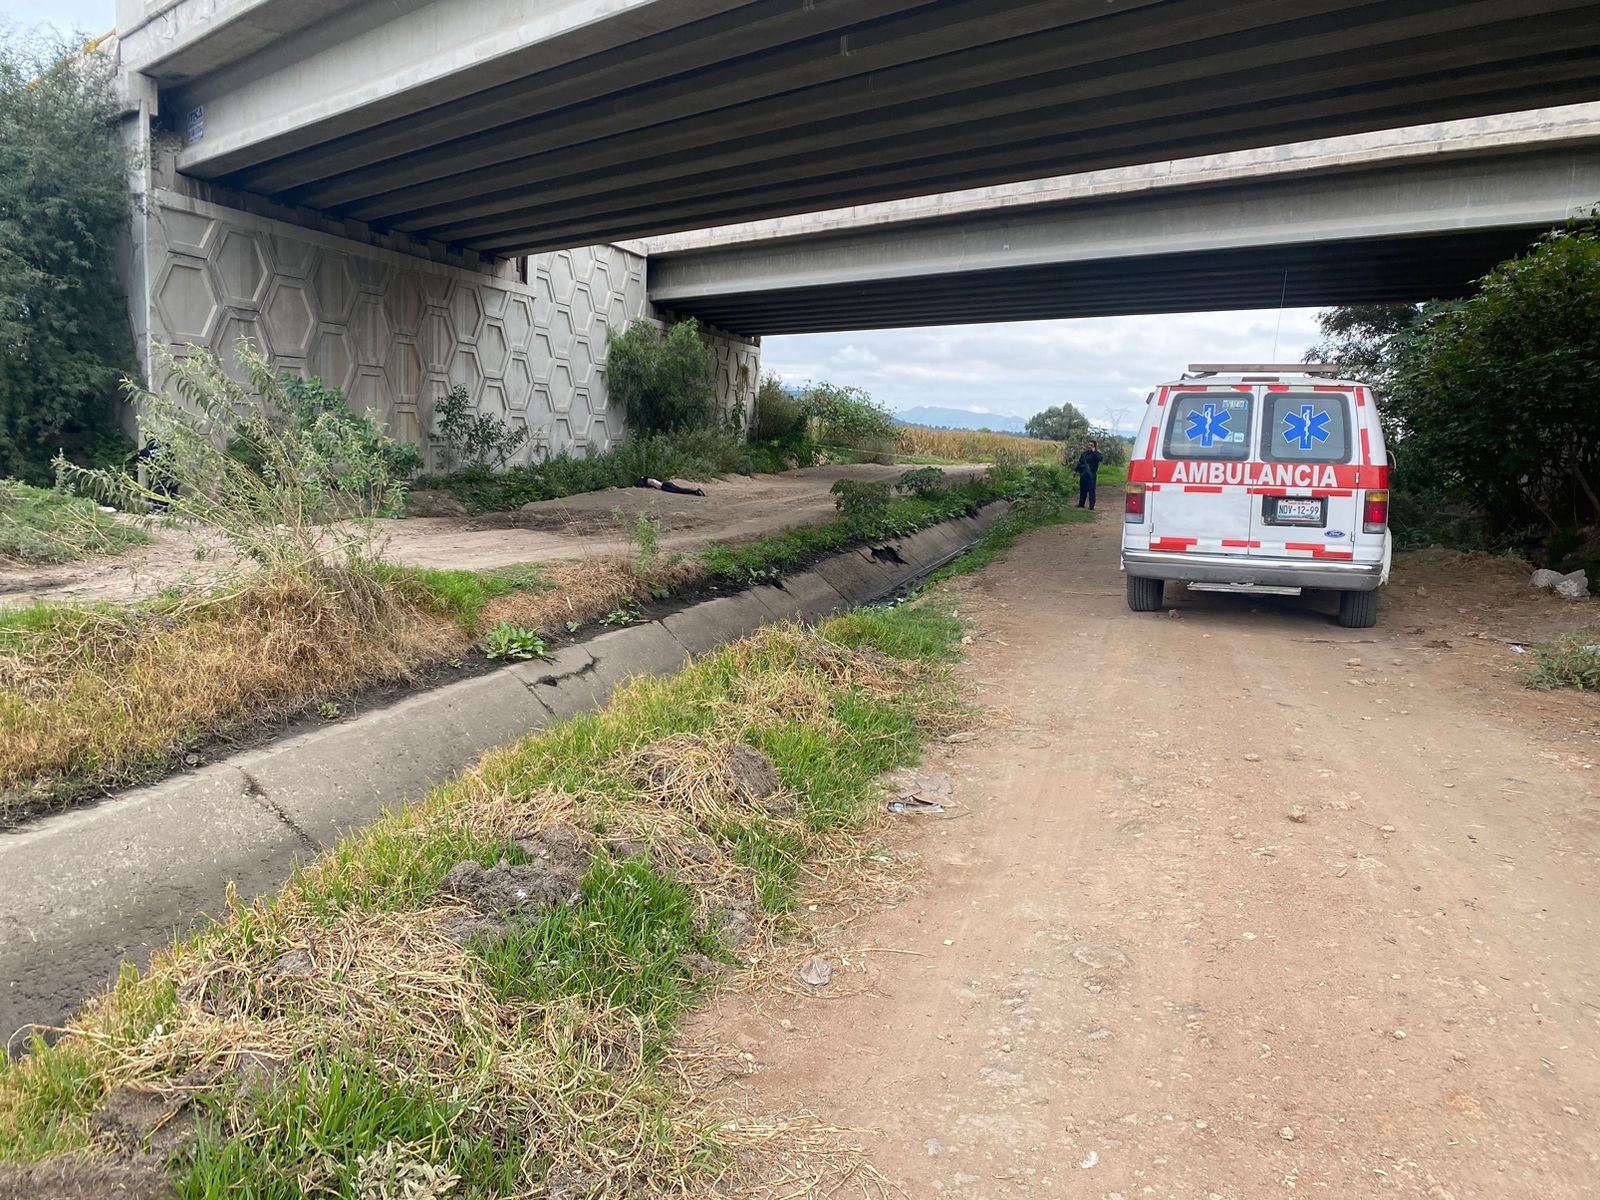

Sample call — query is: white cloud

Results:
[762,308,1326,434]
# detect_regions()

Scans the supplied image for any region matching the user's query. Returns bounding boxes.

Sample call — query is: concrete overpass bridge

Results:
[119,0,1600,254]
[104,0,1600,463]
[644,111,1600,334]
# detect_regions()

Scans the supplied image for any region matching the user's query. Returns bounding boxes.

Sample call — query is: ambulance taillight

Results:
[1362,490,1389,534]
[1125,484,1146,523]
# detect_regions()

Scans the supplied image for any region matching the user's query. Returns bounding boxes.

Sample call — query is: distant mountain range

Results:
[893,406,1028,433]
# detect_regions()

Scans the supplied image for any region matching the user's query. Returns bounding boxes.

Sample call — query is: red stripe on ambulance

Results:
[1150,537,1198,552]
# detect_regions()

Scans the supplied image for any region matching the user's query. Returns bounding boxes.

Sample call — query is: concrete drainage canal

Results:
[0,504,1005,1045]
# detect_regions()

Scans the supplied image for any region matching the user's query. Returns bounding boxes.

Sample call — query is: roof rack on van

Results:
[1185,363,1341,377]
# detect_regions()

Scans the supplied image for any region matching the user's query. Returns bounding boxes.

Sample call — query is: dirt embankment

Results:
[696,509,1600,1199]
[1,465,979,609]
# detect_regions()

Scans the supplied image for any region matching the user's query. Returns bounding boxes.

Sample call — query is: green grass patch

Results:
[0,479,148,566]
[1527,630,1600,691]
[180,1051,522,1200]
[472,857,718,1026]
[368,562,550,631]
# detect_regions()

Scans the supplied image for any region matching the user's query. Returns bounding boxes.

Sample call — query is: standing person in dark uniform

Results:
[1072,439,1104,510]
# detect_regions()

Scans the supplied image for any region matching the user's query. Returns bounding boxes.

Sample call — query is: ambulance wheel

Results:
[1337,589,1379,629]
[1127,576,1165,612]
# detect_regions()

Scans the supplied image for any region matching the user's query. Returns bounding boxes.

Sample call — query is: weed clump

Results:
[0,479,148,565]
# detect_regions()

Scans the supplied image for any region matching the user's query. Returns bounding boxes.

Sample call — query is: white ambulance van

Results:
[1121,364,1391,628]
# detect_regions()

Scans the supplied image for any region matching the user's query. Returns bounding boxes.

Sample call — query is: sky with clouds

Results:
[4,0,1328,438]
[762,308,1326,436]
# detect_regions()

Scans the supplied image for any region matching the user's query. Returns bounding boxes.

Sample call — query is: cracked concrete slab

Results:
[510,642,603,719]
[0,768,296,1049]
[232,671,553,848]
[661,592,772,658]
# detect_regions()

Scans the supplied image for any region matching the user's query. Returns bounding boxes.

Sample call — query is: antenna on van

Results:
[1267,268,1292,361]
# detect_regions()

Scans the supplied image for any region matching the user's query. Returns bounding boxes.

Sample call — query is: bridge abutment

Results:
[121,138,757,468]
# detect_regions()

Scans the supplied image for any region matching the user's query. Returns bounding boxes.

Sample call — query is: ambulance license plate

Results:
[1274,498,1324,524]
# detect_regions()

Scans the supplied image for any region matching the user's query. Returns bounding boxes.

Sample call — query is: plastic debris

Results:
[798,956,834,987]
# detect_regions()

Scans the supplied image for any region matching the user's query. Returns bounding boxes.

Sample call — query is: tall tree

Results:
[0,29,138,482]
[1025,403,1090,443]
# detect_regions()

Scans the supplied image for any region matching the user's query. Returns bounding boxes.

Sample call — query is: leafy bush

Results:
[804,382,896,449]
[895,467,946,498]
[1311,217,1600,545]
[753,373,807,443]
[266,373,422,502]
[606,318,717,434]
[1087,430,1131,468]
[0,32,138,484]
[58,341,419,572]
[830,478,893,521]
[433,384,528,471]
[0,478,149,565]
[482,621,550,662]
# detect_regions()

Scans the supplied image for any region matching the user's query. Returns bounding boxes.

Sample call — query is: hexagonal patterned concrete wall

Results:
[145,190,758,471]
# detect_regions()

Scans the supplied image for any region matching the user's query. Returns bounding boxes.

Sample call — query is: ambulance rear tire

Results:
[1127,576,1165,612]
[1337,589,1378,629]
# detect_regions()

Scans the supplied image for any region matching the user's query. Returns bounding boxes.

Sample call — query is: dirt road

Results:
[3,464,974,607]
[708,504,1600,1198]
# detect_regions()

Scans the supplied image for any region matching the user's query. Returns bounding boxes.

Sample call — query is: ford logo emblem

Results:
[1325,530,1347,539]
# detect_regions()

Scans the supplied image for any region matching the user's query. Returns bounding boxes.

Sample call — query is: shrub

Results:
[1528,632,1600,691]
[275,373,423,499]
[0,31,138,484]
[895,466,946,498]
[753,373,807,443]
[1088,430,1131,468]
[830,478,892,521]
[606,318,716,434]
[804,382,896,449]
[433,384,528,471]
[58,341,419,571]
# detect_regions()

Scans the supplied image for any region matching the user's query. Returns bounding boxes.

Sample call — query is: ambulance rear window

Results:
[1263,391,1352,464]
[1163,391,1252,460]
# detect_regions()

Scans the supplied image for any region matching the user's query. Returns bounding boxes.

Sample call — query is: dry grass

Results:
[480,555,705,632]
[892,425,1062,463]
[0,569,467,822]
[0,610,967,1197]
[0,552,708,824]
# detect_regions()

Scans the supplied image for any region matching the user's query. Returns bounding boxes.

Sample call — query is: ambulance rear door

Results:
[1147,386,1257,557]
[1249,386,1361,564]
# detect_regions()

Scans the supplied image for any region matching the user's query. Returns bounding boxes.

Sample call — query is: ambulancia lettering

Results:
[1168,461,1338,488]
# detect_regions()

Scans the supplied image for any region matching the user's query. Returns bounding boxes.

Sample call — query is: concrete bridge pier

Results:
[111,86,758,469]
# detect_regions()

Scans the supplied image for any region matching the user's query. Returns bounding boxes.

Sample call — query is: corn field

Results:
[893,425,1064,464]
